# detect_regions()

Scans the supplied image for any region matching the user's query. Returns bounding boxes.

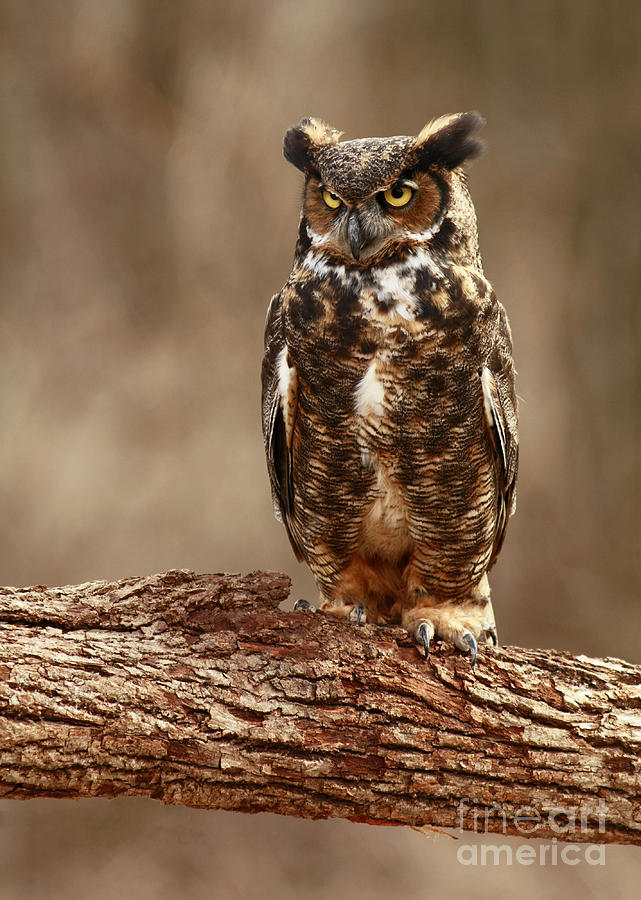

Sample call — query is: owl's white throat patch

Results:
[300,246,443,323]
[367,267,418,321]
[301,249,355,287]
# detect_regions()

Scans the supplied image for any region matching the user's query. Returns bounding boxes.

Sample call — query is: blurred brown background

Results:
[1,0,639,897]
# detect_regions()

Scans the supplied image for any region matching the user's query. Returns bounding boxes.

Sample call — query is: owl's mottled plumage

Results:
[262,112,518,664]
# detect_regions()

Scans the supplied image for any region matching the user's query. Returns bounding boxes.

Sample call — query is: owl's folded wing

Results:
[481,365,519,566]
[261,293,304,561]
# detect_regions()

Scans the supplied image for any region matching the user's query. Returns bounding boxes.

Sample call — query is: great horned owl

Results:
[262,112,518,665]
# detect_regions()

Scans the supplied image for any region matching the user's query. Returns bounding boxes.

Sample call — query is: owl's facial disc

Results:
[303,172,442,263]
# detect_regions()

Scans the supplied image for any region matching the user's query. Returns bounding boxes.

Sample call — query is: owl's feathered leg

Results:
[317,552,405,626]
[403,574,498,667]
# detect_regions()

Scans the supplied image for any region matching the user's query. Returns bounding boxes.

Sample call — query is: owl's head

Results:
[283,112,485,267]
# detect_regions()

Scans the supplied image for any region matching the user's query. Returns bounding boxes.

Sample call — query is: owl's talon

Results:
[417,622,433,660]
[294,598,316,612]
[349,604,366,626]
[486,624,498,646]
[461,632,478,668]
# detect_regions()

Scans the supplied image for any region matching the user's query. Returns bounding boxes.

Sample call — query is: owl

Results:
[262,112,518,665]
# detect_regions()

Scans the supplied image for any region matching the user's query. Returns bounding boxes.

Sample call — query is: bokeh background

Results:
[1,0,640,896]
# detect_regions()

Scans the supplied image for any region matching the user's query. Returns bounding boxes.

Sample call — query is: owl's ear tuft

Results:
[414,111,486,171]
[283,118,343,173]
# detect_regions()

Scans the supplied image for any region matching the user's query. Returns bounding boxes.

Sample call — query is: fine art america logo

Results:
[456,799,607,866]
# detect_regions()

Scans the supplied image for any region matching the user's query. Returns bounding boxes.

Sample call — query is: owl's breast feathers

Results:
[262,252,518,594]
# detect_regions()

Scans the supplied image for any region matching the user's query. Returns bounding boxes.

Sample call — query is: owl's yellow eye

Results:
[382,184,414,208]
[322,188,342,210]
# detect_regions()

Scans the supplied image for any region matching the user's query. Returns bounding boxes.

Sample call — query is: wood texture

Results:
[0,570,639,845]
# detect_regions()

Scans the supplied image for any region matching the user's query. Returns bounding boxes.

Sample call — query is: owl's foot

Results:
[416,620,487,666]
[405,581,498,668]
[319,598,368,625]
[294,597,367,625]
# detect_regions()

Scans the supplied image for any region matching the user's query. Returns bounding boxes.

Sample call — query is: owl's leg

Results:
[315,552,402,626]
[402,573,498,667]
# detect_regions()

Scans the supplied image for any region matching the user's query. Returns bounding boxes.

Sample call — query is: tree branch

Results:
[0,570,639,844]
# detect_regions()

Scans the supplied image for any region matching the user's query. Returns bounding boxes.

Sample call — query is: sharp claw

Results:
[418,623,431,661]
[347,604,365,624]
[486,624,498,647]
[462,632,478,668]
[294,598,316,612]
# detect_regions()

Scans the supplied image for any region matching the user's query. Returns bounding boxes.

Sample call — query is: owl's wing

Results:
[261,292,304,561]
[481,364,519,565]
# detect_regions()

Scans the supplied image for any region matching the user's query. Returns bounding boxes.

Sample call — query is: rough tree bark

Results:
[0,570,639,845]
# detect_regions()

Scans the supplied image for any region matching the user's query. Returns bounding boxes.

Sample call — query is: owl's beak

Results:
[347,210,365,260]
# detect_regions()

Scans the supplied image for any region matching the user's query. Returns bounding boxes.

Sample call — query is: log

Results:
[0,569,639,845]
